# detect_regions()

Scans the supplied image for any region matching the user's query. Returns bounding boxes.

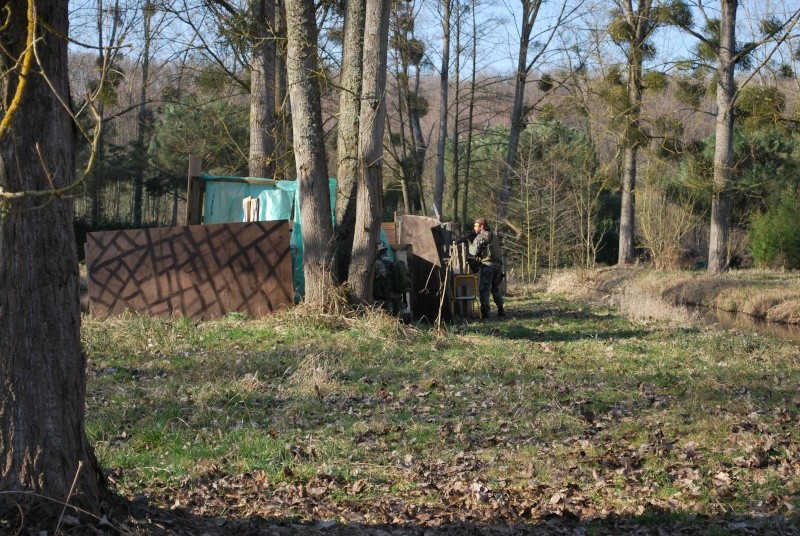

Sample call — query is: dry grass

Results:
[547,267,800,325]
[78,284,800,535]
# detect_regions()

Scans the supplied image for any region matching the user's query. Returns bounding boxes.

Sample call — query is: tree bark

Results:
[285,0,335,304]
[334,0,366,283]
[450,6,462,227]
[274,0,291,180]
[618,144,637,264]
[708,0,737,273]
[461,0,477,226]
[348,0,391,302]
[0,0,105,520]
[433,0,450,220]
[497,0,540,225]
[617,0,652,265]
[133,0,153,227]
[249,0,278,179]
[409,70,428,215]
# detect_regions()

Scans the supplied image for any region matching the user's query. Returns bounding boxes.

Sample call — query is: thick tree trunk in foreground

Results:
[0,0,104,520]
[348,0,391,302]
[285,0,335,304]
[708,0,737,274]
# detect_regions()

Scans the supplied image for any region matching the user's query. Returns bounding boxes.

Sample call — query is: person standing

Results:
[373,242,400,315]
[469,218,505,319]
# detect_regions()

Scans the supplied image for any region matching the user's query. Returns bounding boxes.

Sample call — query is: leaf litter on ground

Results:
[78,284,800,535]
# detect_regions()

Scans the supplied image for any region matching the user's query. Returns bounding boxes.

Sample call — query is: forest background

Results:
[66,0,800,281]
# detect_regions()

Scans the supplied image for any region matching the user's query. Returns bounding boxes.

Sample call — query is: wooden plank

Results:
[185,156,204,225]
[381,221,397,246]
[86,221,294,319]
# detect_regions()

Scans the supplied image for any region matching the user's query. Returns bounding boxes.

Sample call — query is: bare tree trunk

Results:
[349,0,391,302]
[433,0,450,220]
[497,0,540,225]
[285,0,335,303]
[708,0,737,273]
[409,68,428,215]
[461,0,477,226]
[172,186,179,225]
[334,0,366,283]
[616,0,651,265]
[618,146,638,264]
[133,0,153,227]
[394,76,412,213]
[274,0,291,180]
[450,5,462,227]
[0,0,105,520]
[249,0,277,178]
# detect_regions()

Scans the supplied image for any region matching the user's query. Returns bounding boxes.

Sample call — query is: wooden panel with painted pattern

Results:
[86,221,294,319]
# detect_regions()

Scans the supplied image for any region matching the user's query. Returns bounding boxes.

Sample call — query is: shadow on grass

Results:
[463,303,702,343]
[113,500,799,535]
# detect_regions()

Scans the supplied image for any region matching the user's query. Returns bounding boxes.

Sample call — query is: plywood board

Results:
[86,221,294,319]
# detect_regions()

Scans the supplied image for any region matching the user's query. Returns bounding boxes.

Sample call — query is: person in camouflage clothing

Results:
[468,218,504,319]
[373,242,401,315]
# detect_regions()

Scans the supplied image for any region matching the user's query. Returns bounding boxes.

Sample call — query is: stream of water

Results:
[692,306,800,344]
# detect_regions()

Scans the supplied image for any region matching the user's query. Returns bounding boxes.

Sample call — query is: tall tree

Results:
[677,0,800,272]
[348,0,391,302]
[496,0,575,226]
[133,0,154,227]
[707,0,738,273]
[450,0,464,227]
[386,1,429,215]
[0,0,105,522]
[285,0,335,303]
[334,0,366,283]
[613,0,652,264]
[433,0,451,219]
[249,0,278,178]
[608,0,688,264]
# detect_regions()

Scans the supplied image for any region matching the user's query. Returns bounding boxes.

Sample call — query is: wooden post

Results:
[185,156,204,225]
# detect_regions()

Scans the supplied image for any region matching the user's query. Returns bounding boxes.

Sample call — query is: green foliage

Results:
[653,117,685,158]
[657,0,692,28]
[196,67,236,96]
[88,61,126,108]
[674,76,706,109]
[749,193,800,268]
[643,70,668,92]
[538,73,554,93]
[148,94,249,179]
[694,19,720,62]
[759,17,782,37]
[538,103,559,122]
[608,13,634,43]
[407,92,428,116]
[674,129,800,224]
[735,86,786,132]
[597,67,629,130]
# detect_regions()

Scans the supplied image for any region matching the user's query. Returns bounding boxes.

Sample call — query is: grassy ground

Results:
[82,281,800,535]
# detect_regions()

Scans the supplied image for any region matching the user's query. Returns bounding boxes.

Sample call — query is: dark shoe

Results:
[497,307,505,318]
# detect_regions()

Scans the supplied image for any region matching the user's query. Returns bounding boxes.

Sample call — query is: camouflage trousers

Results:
[478,263,503,317]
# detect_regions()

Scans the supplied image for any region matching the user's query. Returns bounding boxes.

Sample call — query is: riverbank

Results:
[546,267,800,326]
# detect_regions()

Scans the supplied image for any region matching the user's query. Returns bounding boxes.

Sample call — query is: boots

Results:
[497,305,505,318]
